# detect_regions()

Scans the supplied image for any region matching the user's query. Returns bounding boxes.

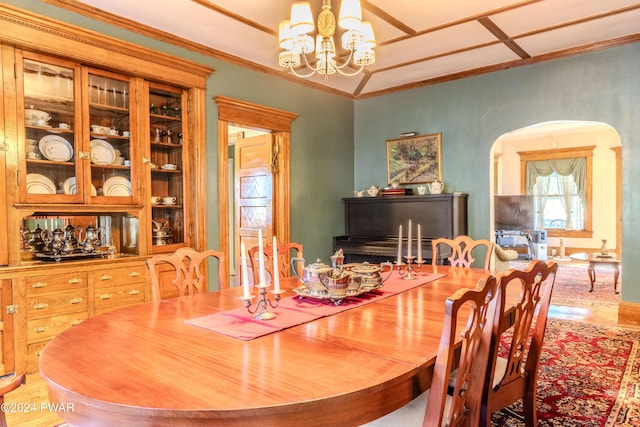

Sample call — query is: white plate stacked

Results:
[26,173,56,194]
[62,177,97,196]
[38,135,73,161]
[103,176,132,196]
[90,139,116,165]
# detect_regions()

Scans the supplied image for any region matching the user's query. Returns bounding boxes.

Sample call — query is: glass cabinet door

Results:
[20,54,82,202]
[85,68,135,204]
[148,83,187,251]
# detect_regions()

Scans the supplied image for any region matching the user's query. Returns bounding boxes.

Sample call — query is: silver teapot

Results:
[291,258,333,292]
[22,224,46,252]
[80,222,101,253]
[348,262,393,290]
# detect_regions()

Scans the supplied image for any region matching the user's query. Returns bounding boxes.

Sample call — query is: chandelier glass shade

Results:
[278,0,376,80]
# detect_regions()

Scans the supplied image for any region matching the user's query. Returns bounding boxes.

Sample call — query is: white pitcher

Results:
[428,180,444,194]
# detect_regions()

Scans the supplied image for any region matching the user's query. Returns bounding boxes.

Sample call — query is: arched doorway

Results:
[490,120,622,257]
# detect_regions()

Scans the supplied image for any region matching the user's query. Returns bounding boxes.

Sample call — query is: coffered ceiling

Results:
[54,0,640,99]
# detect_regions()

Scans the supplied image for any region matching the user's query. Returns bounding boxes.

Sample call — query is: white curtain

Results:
[526,157,586,229]
[532,177,551,230]
[558,175,575,229]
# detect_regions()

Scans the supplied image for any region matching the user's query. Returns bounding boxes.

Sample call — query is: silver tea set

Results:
[291,249,393,304]
[22,222,103,255]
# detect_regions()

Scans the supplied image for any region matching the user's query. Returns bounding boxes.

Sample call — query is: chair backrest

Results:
[479,259,558,425]
[0,373,25,427]
[424,274,499,427]
[249,241,303,285]
[432,235,495,269]
[146,247,226,301]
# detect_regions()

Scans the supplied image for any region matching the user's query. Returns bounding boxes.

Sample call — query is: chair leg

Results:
[523,391,538,427]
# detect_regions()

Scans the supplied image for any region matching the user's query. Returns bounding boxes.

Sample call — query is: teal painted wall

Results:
[7,0,355,264]
[355,43,640,302]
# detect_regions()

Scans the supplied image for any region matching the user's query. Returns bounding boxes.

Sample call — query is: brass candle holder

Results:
[242,284,285,320]
[397,256,423,280]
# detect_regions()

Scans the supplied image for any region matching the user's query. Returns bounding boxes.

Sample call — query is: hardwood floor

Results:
[3,291,625,426]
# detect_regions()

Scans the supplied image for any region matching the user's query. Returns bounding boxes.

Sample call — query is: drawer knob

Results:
[100,294,112,300]
[34,326,47,333]
[33,303,48,310]
[32,282,47,288]
[68,278,83,284]
[69,297,83,305]
[129,289,141,295]
[129,271,141,277]
[100,274,113,281]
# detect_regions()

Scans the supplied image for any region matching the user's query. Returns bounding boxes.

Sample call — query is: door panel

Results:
[235,134,273,284]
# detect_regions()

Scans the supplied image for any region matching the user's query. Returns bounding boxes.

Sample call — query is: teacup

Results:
[113,156,125,166]
[108,128,118,135]
[27,152,40,159]
[151,196,160,204]
[36,119,47,126]
[59,123,69,129]
[162,196,177,205]
[162,163,177,170]
[123,160,131,166]
[417,185,427,195]
[122,130,130,137]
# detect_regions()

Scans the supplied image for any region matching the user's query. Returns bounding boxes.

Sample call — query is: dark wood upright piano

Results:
[333,193,468,264]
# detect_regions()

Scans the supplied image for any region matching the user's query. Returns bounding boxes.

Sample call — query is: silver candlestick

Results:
[242,284,285,320]
[397,256,423,280]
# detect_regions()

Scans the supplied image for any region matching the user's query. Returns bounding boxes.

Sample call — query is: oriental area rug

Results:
[491,318,640,427]
[511,259,622,310]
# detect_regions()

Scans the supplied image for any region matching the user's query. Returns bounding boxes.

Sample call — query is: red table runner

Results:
[186,271,445,340]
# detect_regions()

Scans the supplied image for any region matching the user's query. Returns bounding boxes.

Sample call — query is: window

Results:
[533,172,583,230]
[519,146,594,238]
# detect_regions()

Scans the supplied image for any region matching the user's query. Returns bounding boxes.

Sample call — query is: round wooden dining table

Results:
[39,265,490,427]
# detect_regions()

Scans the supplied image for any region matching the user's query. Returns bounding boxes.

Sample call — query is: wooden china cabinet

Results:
[0,4,212,374]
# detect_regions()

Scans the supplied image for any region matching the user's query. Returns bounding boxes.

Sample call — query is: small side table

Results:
[570,252,621,293]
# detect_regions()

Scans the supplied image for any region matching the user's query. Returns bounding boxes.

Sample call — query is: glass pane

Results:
[23,58,77,198]
[88,73,132,199]
[149,85,185,249]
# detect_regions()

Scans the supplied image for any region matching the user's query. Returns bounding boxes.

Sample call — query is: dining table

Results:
[39,264,495,427]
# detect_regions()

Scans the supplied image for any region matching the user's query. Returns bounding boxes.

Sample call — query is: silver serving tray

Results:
[293,282,383,305]
[33,251,107,262]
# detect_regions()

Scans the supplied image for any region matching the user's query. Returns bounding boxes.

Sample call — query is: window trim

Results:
[518,146,595,238]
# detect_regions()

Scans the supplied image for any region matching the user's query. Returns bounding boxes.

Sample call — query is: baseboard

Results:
[618,301,640,326]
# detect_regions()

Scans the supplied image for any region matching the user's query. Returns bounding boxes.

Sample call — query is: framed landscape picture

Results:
[386,133,442,184]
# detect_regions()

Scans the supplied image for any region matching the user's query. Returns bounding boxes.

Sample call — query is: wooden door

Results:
[235,134,273,284]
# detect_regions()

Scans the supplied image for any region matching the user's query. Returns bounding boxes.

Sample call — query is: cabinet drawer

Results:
[94,264,146,288]
[27,311,88,343]
[26,289,88,319]
[25,272,88,295]
[94,282,145,310]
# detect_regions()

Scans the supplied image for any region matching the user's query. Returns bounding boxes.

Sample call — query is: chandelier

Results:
[278,0,376,80]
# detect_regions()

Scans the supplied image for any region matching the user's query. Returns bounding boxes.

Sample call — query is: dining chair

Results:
[363,273,499,427]
[432,235,495,269]
[478,259,558,427]
[0,373,26,427]
[248,241,303,285]
[146,247,226,301]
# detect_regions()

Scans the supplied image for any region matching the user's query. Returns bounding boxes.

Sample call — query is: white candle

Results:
[241,241,250,299]
[397,224,403,264]
[258,229,266,286]
[417,224,422,263]
[273,236,280,292]
[407,219,412,258]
